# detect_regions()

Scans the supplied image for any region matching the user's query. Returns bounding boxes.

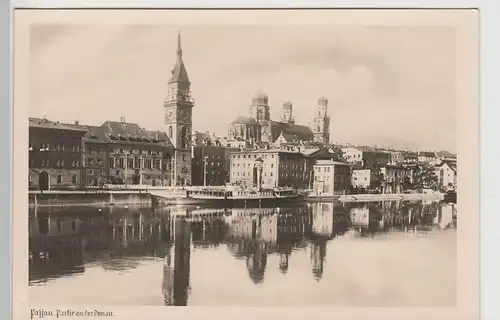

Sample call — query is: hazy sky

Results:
[29,24,456,152]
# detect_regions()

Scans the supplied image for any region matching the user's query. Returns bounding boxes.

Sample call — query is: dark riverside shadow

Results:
[29,200,457,306]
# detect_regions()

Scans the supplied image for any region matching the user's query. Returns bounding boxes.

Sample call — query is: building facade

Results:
[191,145,232,186]
[229,149,312,189]
[341,147,390,169]
[417,151,438,165]
[312,160,351,195]
[351,169,373,189]
[29,118,87,190]
[435,161,457,190]
[228,93,315,146]
[81,120,175,187]
[380,165,414,193]
[164,33,194,186]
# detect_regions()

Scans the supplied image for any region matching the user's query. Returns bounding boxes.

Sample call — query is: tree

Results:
[412,165,438,190]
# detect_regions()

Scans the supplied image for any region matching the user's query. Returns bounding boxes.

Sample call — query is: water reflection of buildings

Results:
[29,201,454,301]
[162,218,191,306]
[434,203,457,230]
[29,206,172,283]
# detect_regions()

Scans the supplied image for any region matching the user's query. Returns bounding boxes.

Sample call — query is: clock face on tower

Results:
[179,109,190,122]
[166,110,174,122]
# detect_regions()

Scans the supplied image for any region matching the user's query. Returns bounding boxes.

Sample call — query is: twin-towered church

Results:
[164,32,332,186]
[227,92,331,146]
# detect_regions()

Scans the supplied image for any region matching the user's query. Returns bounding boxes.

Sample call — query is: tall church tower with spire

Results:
[164,33,194,186]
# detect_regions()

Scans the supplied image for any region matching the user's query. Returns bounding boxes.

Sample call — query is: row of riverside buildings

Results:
[28,32,457,194]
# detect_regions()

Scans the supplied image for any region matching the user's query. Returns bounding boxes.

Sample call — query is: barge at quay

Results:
[150,185,307,207]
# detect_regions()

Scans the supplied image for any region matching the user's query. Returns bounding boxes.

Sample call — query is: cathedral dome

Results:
[318,96,328,106]
[252,90,269,105]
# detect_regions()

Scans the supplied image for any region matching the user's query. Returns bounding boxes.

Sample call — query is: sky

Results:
[29,24,457,152]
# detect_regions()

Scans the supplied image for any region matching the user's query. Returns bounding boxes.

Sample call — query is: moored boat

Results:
[150,186,307,207]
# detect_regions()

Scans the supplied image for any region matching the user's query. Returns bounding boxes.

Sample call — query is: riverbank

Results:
[29,189,446,207]
[29,190,152,207]
[337,192,444,203]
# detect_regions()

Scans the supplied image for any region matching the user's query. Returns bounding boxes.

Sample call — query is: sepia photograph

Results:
[12,8,479,319]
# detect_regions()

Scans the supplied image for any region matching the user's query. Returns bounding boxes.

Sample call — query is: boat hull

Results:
[153,195,307,208]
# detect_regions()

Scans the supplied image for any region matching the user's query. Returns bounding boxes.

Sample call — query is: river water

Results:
[29,200,457,307]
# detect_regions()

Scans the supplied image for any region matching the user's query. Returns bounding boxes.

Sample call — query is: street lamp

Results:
[203,156,209,186]
[124,151,129,186]
[139,153,143,185]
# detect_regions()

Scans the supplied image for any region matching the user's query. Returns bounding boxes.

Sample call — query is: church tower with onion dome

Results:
[249,91,271,123]
[164,32,194,186]
[281,101,294,124]
[312,97,330,144]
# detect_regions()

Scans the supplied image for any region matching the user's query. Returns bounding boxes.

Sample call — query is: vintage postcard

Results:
[13,8,478,320]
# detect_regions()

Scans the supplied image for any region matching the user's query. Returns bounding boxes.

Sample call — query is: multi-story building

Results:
[29,118,87,190]
[191,145,232,186]
[81,119,175,187]
[351,168,382,190]
[435,160,457,190]
[417,151,438,165]
[341,147,390,169]
[380,165,414,193]
[312,160,351,195]
[388,151,404,164]
[229,149,312,189]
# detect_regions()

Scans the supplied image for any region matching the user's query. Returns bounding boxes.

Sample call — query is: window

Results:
[57,175,62,183]
[89,169,94,175]
[72,175,78,184]
[109,157,116,168]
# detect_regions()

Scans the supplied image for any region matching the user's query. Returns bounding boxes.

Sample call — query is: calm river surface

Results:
[29,200,457,307]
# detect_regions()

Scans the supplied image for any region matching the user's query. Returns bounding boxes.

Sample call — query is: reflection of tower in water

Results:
[246,242,268,284]
[278,252,289,273]
[162,218,191,306]
[309,241,327,281]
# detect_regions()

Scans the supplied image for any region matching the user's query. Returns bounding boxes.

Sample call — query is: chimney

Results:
[75,120,80,125]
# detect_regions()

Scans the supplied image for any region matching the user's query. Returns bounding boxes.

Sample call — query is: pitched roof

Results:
[437,160,457,172]
[278,131,300,143]
[168,33,190,84]
[315,160,350,166]
[231,116,258,125]
[29,117,87,133]
[83,121,173,148]
[169,60,190,84]
[270,121,313,141]
[308,147,343,161]
[418,151,437,158]
[436,150,456,158]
